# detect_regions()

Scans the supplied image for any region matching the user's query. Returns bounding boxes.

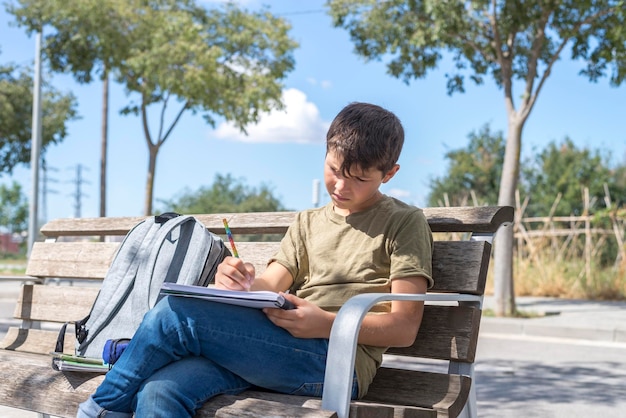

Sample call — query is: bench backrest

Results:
[11,206,513,366]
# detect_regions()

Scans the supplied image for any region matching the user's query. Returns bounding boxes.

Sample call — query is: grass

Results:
[485,255,626,301]
[0,257,27,275]
[482,308,544,318]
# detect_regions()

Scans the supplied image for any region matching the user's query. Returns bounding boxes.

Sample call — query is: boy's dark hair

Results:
[326,102,404,177]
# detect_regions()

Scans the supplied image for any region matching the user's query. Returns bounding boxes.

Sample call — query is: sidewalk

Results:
[481,295,626,344]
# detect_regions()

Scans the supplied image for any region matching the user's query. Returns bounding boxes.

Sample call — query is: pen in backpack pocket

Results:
[222,218,239,258]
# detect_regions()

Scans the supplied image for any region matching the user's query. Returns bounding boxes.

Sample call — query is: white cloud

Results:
[213,88,330,143]
[306,77,333,90]
[387,188,411,199]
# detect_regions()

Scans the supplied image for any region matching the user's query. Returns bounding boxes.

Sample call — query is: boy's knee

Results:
[135,379,197,416]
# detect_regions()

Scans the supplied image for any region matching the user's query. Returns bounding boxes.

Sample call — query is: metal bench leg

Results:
[449,361,477,418]
[457,379,478,418]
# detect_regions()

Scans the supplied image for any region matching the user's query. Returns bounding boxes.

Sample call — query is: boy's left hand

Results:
[263,293,334,339]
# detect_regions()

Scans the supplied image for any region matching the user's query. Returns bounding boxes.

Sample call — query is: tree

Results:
[328,0,626,316]
[7,0,125,217]
[0,60,78,174]
[610,157,626,207]
[158,173,287,215]
[0,181,28,234]
[9,0,298,215]
[520,137,620,217]
[427,124,504,207]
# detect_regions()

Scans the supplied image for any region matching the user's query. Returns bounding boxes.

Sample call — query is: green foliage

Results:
[427,124,504,207]
[8,0,133,83]
[157,173,287,215]
[8,0,298,214]
[327,0,626,93]
[427,126,626,219]
[611,163,626,206]
[519,137,624,217]
[0,180,28,233]
[0,61,79,174]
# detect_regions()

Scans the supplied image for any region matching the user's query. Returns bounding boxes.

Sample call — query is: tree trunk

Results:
[143,143,158,216]
[99,73,109,219]
[494,117,524,316]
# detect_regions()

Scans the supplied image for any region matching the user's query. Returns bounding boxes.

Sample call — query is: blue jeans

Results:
[77,296,358,418]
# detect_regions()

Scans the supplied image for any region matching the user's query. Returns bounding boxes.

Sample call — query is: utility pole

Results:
[41,160,59,224]
[70,164,89,218]
[312,179,320,208]
[27,31,43,256]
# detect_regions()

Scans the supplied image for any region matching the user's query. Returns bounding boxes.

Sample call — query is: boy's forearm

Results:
[250,262,294,292]
[356,308,423,347]
[352,276,427,347]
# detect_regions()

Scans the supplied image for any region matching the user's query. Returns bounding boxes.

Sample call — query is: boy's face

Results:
[324,150,399,216]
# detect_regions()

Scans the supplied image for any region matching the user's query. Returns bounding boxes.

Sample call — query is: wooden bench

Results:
[0,206,513,418]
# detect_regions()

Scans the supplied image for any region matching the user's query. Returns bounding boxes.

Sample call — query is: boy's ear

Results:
[382,164,400,183]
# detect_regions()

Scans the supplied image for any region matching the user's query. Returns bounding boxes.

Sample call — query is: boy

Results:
[77,102,433,418]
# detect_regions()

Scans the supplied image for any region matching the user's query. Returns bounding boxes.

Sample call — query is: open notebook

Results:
[160,283,295,310]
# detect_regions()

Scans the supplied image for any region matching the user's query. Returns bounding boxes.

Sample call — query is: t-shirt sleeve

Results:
[267,213,306,287]
[389,209,434,288]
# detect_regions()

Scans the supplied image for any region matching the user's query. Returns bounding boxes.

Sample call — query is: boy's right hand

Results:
[214,256,255,291]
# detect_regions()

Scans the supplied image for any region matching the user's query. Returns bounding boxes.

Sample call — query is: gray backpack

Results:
[65,213,229,359]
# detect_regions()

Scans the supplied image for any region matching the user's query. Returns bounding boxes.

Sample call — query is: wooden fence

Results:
[513,188,625,284]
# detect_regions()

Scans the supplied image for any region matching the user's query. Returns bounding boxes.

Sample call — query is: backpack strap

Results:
[131,215,212,327]
[76,217,163,352]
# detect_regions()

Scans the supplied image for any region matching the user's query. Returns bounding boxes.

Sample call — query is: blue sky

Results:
[1,0,625,223]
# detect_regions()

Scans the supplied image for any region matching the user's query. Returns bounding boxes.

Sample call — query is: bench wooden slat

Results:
[26,242,119,279]
[431,240,490,294]
[424,205,513,233]
[0,328,74,354]
[210,397,338,418]
[38,206,512,238]
[0,353,104,418]
[26,242,280,279]
[363,368,471,417]
[14,285,100,323]
[388,305,482,362]
[39,212,297,237]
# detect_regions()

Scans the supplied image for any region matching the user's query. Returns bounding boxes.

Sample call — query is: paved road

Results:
[1,282,625,417]
[474,333,626,417]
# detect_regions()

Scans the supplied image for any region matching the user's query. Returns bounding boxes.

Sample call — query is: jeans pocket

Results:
[289,382,324,397]
[289,379,359,399]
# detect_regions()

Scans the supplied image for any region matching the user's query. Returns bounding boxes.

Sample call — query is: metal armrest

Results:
[321,292,482,418]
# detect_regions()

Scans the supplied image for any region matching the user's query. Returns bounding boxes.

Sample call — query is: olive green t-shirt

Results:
[269,195,433,398]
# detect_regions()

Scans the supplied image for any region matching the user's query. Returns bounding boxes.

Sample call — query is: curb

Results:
[480,317,626,344]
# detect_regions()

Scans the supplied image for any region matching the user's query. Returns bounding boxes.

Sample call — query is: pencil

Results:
[222,218,239,258]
